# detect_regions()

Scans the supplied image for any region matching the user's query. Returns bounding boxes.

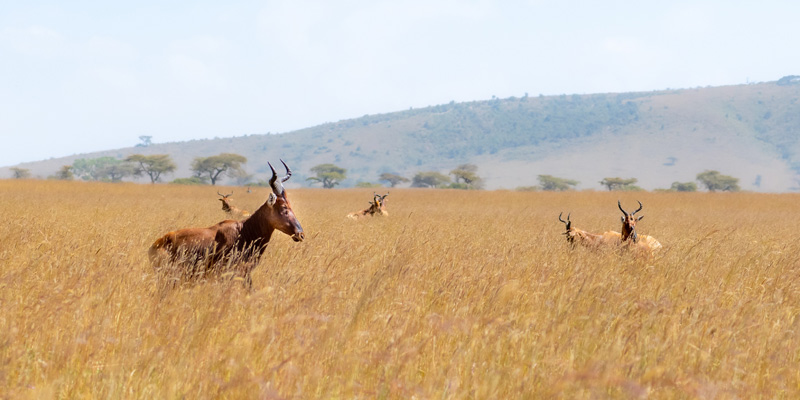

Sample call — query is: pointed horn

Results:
[632,200,643,215]
[559,212,568,225]
[618,200,628,217]
[280,159,292,183]
[268,162,282,195]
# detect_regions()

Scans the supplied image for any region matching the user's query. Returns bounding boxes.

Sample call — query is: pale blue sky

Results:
[2,1,798,166]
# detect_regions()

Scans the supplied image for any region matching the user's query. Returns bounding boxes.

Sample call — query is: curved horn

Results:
[280,159,292,183]
[618,200,628,217]
[558,212,571,225]
[268,162,282,195]
[632,200,643,215]
[217,191,233,198]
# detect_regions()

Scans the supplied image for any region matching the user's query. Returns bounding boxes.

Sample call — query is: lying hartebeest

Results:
[559,212,621,249]
[218,191,251,218]
[617,200,662,254]
[149,160,305,288]
[347,192,389,219]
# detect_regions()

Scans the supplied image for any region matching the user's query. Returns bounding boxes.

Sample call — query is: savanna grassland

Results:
[2,180,800,398]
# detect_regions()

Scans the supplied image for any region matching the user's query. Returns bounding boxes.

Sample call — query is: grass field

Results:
[2,179,799,398]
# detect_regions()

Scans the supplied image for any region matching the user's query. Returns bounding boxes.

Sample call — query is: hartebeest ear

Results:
[637,215,644,221]
[267,193,277,207]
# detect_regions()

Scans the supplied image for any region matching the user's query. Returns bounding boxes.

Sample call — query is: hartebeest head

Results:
[558,212,575,245]
[618,200,643,243]
[267,160,304,242]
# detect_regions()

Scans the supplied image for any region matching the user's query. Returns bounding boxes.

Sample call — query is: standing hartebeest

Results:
[218,191,251,218]
[617,200,662,254]
[347,192,389,219]
[559,212,621,248]
[149,160,305,288]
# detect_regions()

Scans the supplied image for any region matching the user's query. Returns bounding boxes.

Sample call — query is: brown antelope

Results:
[617,200,662,254]
[218,191,251,218]
[347,192,389,219]
[149,160,305,288]
[559,212,621,249]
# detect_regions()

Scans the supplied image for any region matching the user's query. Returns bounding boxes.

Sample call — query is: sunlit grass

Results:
[1,179,799,398]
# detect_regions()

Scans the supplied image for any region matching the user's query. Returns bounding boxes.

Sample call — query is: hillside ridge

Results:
[5,81,800,191]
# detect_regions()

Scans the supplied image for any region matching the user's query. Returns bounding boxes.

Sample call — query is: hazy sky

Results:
[2,1,798,166]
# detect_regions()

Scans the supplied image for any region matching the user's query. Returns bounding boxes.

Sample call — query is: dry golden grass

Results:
[2,179,800,398]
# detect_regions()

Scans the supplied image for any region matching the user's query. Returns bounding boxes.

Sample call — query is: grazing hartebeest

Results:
[559,212,621,249]
[149,160,305,287]
[218,191,251,218]
[617,200,662,254]
[347,192,389,219]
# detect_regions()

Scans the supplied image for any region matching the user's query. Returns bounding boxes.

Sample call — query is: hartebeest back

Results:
[617,200,662,254]
[559,212,621,249]
[347,192,389,220]
[149,160,304,287]
[218,191,251,218]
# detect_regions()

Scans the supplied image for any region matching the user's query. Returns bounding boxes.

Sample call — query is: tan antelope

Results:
[149,160,305,288]
[559,212,621,249]
[218,191,251,218]
[347,192,389,219]
[617,200,662,255]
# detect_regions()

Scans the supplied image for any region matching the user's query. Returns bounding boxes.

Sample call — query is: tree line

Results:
[10,156,741,192]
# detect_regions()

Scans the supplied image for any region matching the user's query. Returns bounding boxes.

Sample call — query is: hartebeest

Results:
[559,212,621,249]
[347,192,389,219]
[617,200,662,254]
[149,160,305,287]
[218,191,251,218]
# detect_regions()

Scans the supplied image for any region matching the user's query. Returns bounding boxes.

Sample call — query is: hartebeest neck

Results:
[621,225,638,243]
[238,202,277,250]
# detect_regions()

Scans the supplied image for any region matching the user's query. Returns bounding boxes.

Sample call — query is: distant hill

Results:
[5,80,800,191]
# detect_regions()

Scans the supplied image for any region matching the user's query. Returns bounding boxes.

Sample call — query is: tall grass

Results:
[1,180,799,398]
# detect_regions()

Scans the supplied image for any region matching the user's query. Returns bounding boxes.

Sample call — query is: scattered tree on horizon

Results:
[411,171,451,188]
[191,153,247,186]
[538,175,578,191]
[307,163,347,188]
[450,163,484,189]
[600,177,640,191]
[126,154,176,183]
[72,157,135,182]
[53,165,74,180]
[670,181,698,192]
[136,135,153,147]
[10,167,31,179]
[379,172,410,188]
[696,170,740,192]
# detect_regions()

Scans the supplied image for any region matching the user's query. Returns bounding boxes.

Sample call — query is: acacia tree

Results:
[72,157,135,182]
[450,163,484,189]
[411,171,451,188]
[10,167,31,179]
[670,181,697,192]
[538,175,578,191]
[600,177,639,191]
[696,170,740,192]
[126,154,176,183]
[307,164,347,188]
[379,172,410,187]
[53,165,73,180]
[191,153,247,185]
